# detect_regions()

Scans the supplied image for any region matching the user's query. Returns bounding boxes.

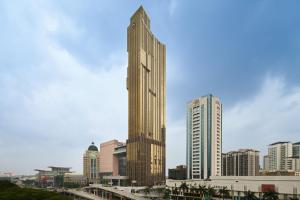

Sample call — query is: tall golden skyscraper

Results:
[126,6,166,186]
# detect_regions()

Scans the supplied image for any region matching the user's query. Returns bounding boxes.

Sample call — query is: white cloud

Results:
[166,118,186,169]
[0,0,127,175]
[223,75,300,156]
[0,48,128,174]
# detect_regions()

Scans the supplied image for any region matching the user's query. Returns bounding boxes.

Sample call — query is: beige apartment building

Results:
[126,6,166,186]
[284,157,300,172]
[268,142,293,171]
[83,142,100,183]
[263,141,300,175]
[222,149,260,176]
[186,95,222,180]
[263,155,270,171]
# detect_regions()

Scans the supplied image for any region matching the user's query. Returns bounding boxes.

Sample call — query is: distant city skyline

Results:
[1,1,300,175]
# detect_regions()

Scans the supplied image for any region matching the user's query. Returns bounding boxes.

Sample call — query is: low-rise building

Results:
[168,165,187,180]
[35,166,71,188]
[101,140,128,186]
[167,176,300,199]
[99,140,122,178]
[64,173,87,187]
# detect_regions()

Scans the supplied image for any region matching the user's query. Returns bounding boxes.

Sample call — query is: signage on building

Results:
[261,184,275,192]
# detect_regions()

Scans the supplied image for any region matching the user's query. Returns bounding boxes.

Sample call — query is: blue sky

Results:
[1,0,300,175]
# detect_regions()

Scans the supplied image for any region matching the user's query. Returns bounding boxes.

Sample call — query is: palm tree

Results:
[144,186,151,197]
[172,186,179,196]
[190,185,196,196]
[179,182,189,194]
[198,185,207,200]
[244,190,257,200]
[205,186,216,200]
[219,186,230,200]
[263,190,279,200]
[172,187,179,200]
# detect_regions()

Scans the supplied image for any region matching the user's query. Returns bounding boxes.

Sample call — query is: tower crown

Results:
[130,5,150,28]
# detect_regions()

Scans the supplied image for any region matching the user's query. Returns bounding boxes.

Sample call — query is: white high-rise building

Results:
[268,142,292,171]
[293,142,300,158]
[186,94,222,179]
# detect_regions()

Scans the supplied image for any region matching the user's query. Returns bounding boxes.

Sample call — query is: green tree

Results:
[163,188,171,199]
[144,186,151,196]
[244,190,258,200]
[0,181,72,200]
[263,190,279,200]
[172,186,179,196]
[0,181,17,190]
[155,187,165,194]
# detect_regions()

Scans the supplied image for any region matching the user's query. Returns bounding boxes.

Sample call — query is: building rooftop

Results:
[34,169,51,172]
[100,139,120,147]
[130,5,149,23]
[238,149,260,152]
[48,166,71,170]
[269,141,290,146]
[223,149,260,154]
[175,165,186,169]
[188,94,221,105]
